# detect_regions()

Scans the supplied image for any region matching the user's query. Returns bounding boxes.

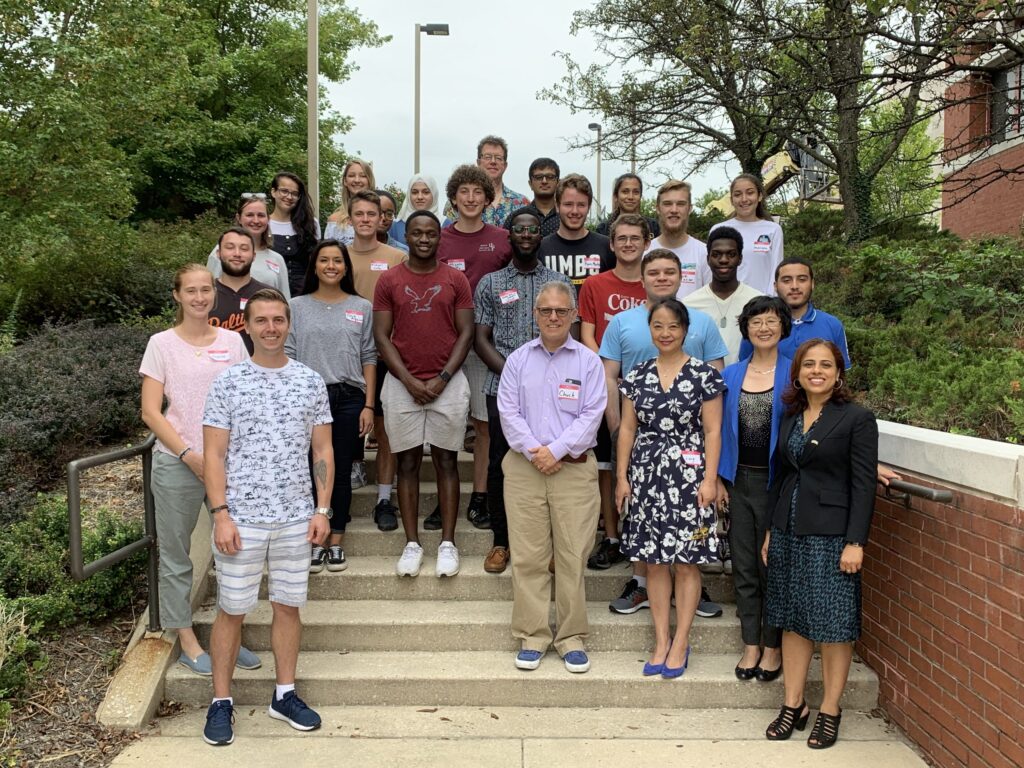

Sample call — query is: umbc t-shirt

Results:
[537,232,614,293]
[373,262,474,380]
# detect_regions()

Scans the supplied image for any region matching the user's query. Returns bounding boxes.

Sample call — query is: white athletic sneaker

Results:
[396,542,424,577]
[435,541,460,577]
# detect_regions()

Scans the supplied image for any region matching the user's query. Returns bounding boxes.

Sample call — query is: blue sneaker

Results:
[235,646,262,670]
[202,700,234,746]
[563,650,591,673]
[515,649,544,670]
[268,690,321,731]
[178,651,212,676]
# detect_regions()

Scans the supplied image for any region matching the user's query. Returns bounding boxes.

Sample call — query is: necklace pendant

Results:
[719,317,727,328]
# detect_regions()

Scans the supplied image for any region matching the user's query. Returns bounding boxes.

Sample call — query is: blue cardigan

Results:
[719,355,793,486]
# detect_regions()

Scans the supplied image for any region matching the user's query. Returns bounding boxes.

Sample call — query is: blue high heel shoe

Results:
[642,660,664,676]
[661,645,691,679]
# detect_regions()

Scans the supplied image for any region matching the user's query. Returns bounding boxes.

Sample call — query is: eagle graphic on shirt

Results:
[405,284,442,313]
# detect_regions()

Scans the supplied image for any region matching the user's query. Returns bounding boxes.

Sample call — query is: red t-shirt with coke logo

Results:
[578,270,647,345]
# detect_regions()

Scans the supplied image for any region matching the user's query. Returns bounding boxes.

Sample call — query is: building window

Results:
[992,62,1024,142]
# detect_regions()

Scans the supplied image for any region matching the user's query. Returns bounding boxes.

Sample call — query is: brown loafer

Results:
[484,546,510,574]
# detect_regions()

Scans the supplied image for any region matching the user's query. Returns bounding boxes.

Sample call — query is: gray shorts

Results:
[462,349,489,421]
[382,370,471,453]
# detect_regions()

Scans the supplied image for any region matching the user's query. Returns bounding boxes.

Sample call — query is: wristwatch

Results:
[438,369,452,383]
[314,507,334,519]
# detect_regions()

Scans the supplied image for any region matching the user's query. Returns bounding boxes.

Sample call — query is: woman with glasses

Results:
[375,189,409,252]
[324,159,375,246]
[616,298,724,679]
[207,195,291,299]
[269,172,320,295]
[718,296,792,684]
[391,174,452,245]
[596,174,660,238]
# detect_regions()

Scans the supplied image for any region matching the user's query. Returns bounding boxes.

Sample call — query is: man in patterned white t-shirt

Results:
[201,288,334,747]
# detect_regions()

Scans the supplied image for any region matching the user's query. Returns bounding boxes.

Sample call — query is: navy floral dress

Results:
[619,357,726,564]
[766,413,861,642]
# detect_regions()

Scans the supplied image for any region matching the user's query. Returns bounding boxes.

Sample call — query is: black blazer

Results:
[770,401,878,545]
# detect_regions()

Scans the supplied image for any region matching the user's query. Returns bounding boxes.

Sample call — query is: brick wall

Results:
[859,478,1024,768]
[941,140,1024,237]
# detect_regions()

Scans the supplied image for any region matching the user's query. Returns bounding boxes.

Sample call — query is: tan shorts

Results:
[382,370,471,453]
[462,349,489,421]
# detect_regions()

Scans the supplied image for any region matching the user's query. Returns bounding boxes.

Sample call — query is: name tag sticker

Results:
[752,236,772,253]
[207,349,231,362]
[238,298,248,310]
[449,258,466,271]
[370,261,388,272]
[558,383,580,400]
[681,450,702,467]
[681,264,697,284]
[265,259,280,274]
[499,289,520,305]
[584,255,601,270]
[344,309,364,323]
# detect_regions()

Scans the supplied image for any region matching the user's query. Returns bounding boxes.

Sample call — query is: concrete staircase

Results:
[114,451,922,767]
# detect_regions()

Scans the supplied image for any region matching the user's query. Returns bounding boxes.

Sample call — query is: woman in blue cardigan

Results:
[718,296,793,683]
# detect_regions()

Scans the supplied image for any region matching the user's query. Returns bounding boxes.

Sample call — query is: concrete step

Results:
[357,450,475,484]
[350,482,475,516]
[191,600,745,653]
[164,650,879,709]
[212,557,736,603]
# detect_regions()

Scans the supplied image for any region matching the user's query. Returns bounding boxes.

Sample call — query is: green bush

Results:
[0,599,44,724]
[0,495,146,631]
[0,322,149,523]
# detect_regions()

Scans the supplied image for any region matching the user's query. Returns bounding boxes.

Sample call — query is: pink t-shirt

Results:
[139,327,249,456]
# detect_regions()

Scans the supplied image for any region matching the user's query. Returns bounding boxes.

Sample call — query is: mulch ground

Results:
[2,445,152,767]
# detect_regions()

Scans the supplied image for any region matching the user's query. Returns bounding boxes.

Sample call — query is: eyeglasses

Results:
[531,173,557,182]
[511,224,540,234]
[748,318,782,330]
[479,154,506,163]
[614,235,645,245]
[380,210,396,219]
[241,192,268,200]
[274,188,300,199]
[536,307,573,317]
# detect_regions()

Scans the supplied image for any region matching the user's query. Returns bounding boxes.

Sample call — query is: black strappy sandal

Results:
[807,709,842,749]
[765,701,809,740]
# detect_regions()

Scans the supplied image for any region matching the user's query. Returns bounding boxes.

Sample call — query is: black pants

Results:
[312,383,364,533]
[727,466,781,648]
[485,394,509,548]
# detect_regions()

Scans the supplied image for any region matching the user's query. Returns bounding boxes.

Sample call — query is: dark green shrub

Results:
[0,322,149,522]
[0,599,44,722]
[0,495,146,630]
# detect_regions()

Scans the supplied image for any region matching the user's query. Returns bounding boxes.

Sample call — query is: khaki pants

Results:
[503,450,600,656]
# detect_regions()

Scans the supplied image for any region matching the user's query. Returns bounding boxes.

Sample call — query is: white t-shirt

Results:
[683,283,764,365]
[648,235,707,299]
[203,359,332,524]
[707,219,784,296]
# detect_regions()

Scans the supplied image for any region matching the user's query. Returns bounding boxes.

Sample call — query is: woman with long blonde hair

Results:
[324,158,375,245]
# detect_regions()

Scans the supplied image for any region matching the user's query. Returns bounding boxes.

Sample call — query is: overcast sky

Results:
[325,0,735,214]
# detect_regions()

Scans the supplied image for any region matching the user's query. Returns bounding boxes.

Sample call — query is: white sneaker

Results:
[396,542,423,577]
[436,541,460,577]
[350,461,367,489]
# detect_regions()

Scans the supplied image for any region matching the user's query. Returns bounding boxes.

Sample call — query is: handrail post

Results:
[142,445,161,633]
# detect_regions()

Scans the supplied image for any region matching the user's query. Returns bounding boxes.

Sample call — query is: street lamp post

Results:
[588,122,602,216]
[414,23,450,174]
[307,0,319,218]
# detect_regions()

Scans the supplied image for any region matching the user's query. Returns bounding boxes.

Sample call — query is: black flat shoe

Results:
[755,662,782,682]
[735,652,761,680]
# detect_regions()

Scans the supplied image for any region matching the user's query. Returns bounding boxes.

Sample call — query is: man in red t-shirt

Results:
[373,211,474,579]
[437,165,513,532]
[577,213,650,571]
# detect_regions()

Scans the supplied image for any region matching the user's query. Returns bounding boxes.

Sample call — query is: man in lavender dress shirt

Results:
[497,281,607,674]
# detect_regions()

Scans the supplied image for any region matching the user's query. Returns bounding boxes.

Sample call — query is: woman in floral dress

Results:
[616,298,725,678]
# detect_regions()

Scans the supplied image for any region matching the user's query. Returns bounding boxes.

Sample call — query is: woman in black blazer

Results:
[761,339,878,749]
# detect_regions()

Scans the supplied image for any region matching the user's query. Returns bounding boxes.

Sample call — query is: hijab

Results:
[397,174,446,223]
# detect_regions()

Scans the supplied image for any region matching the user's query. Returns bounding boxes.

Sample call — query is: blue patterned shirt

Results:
[474,262,571,396]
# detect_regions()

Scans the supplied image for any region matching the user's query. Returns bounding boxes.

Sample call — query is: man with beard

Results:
[647,180,707,300]
[473,208,572,573]
[537,174,614,294]
[208,227,272,353]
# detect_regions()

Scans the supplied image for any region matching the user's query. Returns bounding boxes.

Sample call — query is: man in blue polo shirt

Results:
[599,247,729,619]
[738,256,851,364]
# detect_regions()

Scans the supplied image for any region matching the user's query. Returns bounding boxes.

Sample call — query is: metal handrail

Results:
[884,477,954,506]
[67,433,161,632]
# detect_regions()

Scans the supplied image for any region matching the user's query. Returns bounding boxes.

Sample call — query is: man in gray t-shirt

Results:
[201,288,333,747]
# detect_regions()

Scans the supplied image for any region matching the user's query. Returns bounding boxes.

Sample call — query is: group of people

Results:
[139,134,887,751]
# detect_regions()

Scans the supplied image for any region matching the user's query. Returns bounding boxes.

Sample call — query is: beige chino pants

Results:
[503,450,600,656]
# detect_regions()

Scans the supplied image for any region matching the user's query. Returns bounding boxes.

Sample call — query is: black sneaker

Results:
[373,499,399,532]
[608,578,650,614]
[203,699,235,746]
[696,586,723,618]
[466,492,491,530]
[326,545,347,572]
[423,504,442,530]
[587,538,624,570]
[309,545,327,574]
